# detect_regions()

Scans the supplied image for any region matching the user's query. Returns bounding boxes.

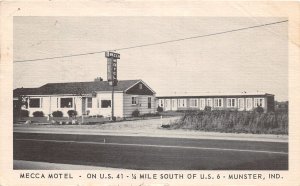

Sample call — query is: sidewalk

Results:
[14,117,288,143]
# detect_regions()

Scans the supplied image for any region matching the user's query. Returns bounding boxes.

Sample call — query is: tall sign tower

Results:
[105,51,120,121]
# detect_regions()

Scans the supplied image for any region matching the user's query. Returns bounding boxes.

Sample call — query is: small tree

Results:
[132,109,140,117]
[255,106,264,114]
[157,106,163,112]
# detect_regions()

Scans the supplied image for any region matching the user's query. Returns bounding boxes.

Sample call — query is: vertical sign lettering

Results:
[105,52,120,86]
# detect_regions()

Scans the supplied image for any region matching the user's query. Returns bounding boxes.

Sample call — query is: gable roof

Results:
[13,80,153,96]
[124,79,156,94]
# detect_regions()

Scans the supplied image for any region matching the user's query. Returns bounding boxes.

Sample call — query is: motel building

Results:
[13,79,156,118]
[156,92,275,113]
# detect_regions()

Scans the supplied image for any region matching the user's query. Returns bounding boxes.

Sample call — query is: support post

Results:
[111,82,115,121]
[105,51,120,122]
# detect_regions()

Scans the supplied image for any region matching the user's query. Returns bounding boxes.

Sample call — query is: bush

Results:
[20,110,29,117]
[67,110,77,117]
[157,106,163,112]
[52,110,63,117]
[161,124,170,128]
[142,113,161,117]
[88,115,103,118]
[204,106,212,112]
[32,111,44,117]
[132,109,140,117]
[255,106,264,114]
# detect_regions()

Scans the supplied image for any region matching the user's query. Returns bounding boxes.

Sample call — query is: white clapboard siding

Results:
[123,94,156,117]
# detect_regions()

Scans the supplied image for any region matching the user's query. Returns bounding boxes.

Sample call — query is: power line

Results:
[14,50,107,63]
[14,20,288,63]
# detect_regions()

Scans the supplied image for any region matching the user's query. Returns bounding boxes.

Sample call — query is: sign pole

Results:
[105,51,120,122]
[111,83,115,121]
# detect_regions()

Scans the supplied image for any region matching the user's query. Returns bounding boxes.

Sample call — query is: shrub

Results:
[204,106,212,112]
[20,110,29,117]
[52,110,63,117]
[255,106,264,114]
[132,109,140,117]
[142,113,161,117]
[67,110,77,117]
[161,124,170,128]
[157,106,163,112]
[32,111,44,117]
[88,115,104,118]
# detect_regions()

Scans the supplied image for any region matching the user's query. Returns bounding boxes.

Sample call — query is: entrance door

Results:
[238,98,245,111]
[171,99,177,111]
[199,99,206,110]
[165,99,171,111]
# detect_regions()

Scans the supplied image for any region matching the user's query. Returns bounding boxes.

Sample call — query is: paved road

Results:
[14,132,288,170]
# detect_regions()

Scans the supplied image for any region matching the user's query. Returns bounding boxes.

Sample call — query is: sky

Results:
[13,17,288,101]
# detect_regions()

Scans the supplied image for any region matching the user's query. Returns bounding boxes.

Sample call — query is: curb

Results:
[14,160,123,170]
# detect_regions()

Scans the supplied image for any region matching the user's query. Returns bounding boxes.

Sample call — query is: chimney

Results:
[94,77,103,82]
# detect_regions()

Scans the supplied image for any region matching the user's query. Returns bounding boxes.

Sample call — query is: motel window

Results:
[60,98,73,108]
[214,98,223,107]
[101,100,111,108]
[178,99,186,107]
[29,98,40,108]
[87,97,93,108]
[148,97,151,109]
[227,98,236,108]
[207,99,213,107]
[139,84,143,89]
[254,98,264,107]
[190,99,198,107]
[132,96,138,105]
[200,99,206,109]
